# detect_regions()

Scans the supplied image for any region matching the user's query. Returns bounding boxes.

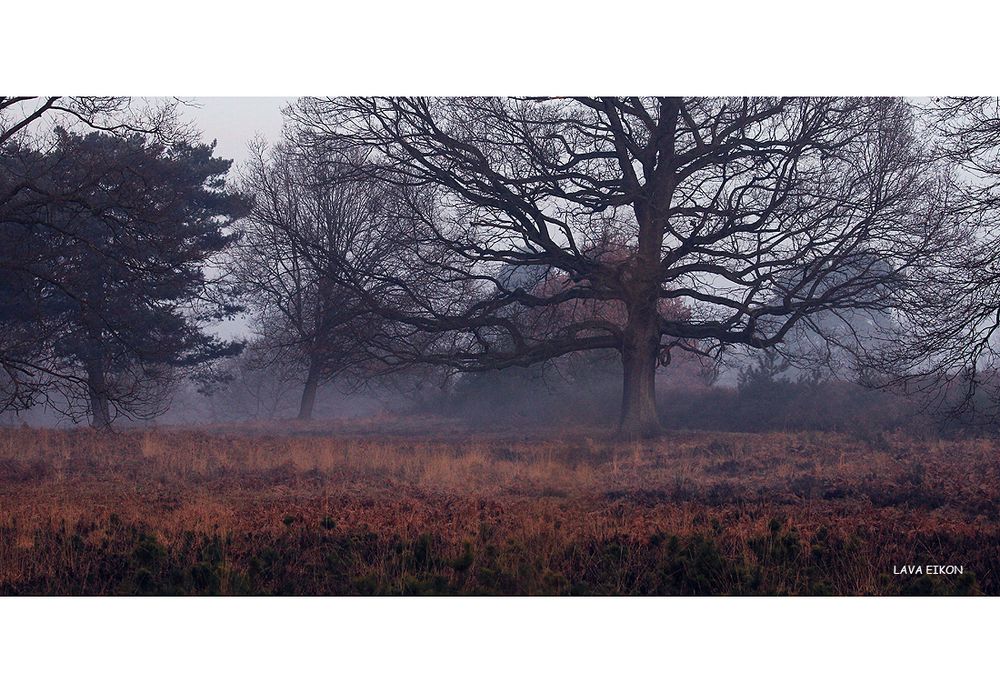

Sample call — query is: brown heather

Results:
[0,419,997,595]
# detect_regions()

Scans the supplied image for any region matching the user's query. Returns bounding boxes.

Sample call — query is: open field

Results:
[0,420,997,595]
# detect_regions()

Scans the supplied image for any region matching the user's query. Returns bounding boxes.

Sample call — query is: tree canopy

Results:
[288,97,961,436]
[0,127,245,426]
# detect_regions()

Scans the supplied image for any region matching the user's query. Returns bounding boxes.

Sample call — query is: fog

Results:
[4,97,1000,436]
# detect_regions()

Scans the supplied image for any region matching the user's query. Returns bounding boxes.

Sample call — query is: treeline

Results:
[432,350,953,437]
[5,97,1000,435]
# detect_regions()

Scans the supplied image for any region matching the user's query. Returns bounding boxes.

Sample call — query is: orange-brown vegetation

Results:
[0,419,997,595]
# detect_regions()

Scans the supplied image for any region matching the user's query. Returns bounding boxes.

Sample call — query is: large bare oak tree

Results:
[288,97,956,437]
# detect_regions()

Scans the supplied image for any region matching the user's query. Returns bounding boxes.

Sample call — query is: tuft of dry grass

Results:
[0,423,997,595]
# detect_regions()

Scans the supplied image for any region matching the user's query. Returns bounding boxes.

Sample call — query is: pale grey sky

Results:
[182,97,290,168]
[180,97,292,340]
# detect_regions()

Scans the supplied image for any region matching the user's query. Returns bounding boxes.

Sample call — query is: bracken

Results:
[0,423,996,595]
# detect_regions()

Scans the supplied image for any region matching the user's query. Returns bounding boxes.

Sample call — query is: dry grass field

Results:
[1,419,997,595]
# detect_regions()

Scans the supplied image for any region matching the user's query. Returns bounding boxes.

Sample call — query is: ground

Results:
[0,418,996,595]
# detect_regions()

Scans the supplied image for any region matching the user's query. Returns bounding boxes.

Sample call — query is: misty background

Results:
[2,97,996,435]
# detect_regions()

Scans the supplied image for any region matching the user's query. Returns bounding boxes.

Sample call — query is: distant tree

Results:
[197,340,302,421]
[738,348,793,391]
[0,128,245,427]
[289,97,959,438]
[229,137,412,419]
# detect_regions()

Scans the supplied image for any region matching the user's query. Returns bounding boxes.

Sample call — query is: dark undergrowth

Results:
[2,427,997,596]
[1,515,990,596]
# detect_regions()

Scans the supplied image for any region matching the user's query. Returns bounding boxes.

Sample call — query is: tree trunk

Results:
[84,351,112,430]
[619,276,662,439]
[297,359,321,421]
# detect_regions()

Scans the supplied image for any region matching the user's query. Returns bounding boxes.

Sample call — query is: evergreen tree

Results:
[0,129,246,427]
